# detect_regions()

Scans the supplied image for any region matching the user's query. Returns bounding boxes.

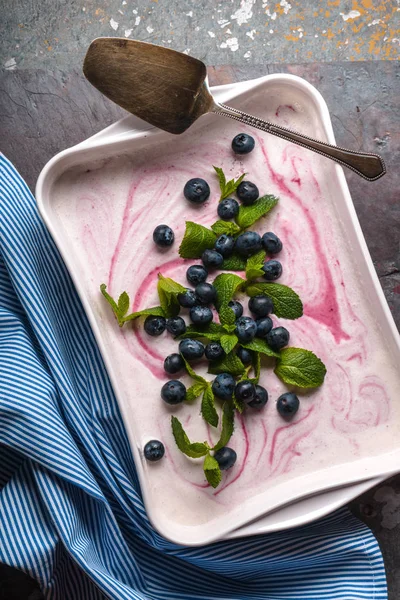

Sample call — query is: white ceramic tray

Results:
[36,75,400,546]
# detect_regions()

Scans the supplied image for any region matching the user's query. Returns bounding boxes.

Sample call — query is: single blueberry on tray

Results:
[190,305,213,326]
[235,231,262,257]
[237,346,253,365]
[212,373,235,399]
[248,385,268,409]
[249,294,274,317]
[153,224,174,247]
[262,259,283,281]
[202,248,224,269]
[235,380,256,403]
[144,315,166,336]
[161,380,186,405]
[277,392,299,418]
[262,231,283,254]
[164,353,185,375]
[228,300,243,319]
[237,181,259,205]
[184,178,210,203]
[235,316,257,344]
[217,198,239,220]
[186,265,208,285]
[232,133,255,155]
[266,326,290,351]
[177,289,198,308]
[179,338,205,360]
[256,317,273,339]
[205,341,225,361]
[144,440,165,462]
[214,447,237,470]
[215,234,235,258]
[166,316,186,337]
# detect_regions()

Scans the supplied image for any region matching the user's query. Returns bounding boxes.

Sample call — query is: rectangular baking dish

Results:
[36,74,400,546]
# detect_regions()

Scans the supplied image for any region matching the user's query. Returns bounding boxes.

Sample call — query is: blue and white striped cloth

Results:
[0,154,387,599]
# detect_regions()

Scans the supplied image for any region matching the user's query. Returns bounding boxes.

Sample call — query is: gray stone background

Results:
[0,1,399,599]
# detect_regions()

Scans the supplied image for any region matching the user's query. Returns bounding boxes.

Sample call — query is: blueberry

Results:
[190,305,213,326]
[277,392,299,418]
[178,289,198,308]
[179,338,205,361]
[228,300,243,319]
[256,317,273,339]
[249,294,274,317]
[205,341,224,361]
[214,447,237,470]
[235,231,262,257]
[202,249,224,270]
[184,178,210,204]
[144,440,165,462]
[266,326,290,351]
[215,235,235,258]
[262,232,283,255]
[262,260,283,281]
[248,385,268,409]
[237,181,259,205]
[217,198,240,220]
[164,353,185,374]
[186,265,208,286]
[144,316,166,336]
[152,224,174,247]
[235,380,256,403]
[161,380,186,405]
[195,282,217,305]
[235,316,257,344]
[212,373,235,399]
[237,346,253,365]
[232,133,255,155]
[166,316,186,337]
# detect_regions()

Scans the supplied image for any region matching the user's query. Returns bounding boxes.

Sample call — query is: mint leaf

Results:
[186,382,207,402]
[251,351,261,383]
[233,395,245,413]
[241,338,280,358]
[179,323,225,341]
[213,273,245,309]
[100,284,128,327]
[208,352,245,377]
[201,385,219,427]
[246,282,303,320]
[236,195,278,230]
[274,347,327,388]
[182,357,208,386]
[179,221,216,259]
[220,333,238,354]
[123,306,165,322]
[157,274,186,317]
[214,402,234,451]
[211,220,241,237]
[214,166,246,201]
[222,255,247,271]
[171,416,209,458]
[203,453,222,488]
[219,306,236,327]
[246,250,266,280]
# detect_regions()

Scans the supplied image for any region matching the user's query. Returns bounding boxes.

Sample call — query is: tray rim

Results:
[36,73,399,545]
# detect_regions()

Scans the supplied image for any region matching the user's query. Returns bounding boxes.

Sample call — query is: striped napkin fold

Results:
[0,155,387,599]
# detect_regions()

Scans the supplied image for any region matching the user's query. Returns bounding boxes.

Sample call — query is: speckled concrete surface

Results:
[0,1,400,598]
[1,0,399,70]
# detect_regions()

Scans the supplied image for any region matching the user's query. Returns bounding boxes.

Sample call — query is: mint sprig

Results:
[220,333,238,354]
[222,255,247,271]
[157,274,186,317]
[171,416,209,458]
[179,222,216,259]
[245,250,266,280]
[100,284,165,326]
[246,282,303,320]
[203,453,222,488]
[213,166,246,201]
[123,306,165,322]
[236,194,278,230]
[274,347,327,388]
[201,385,218,427]
[208,352,245,377]
[211,220,241,237]
[241,338,280,358]
[213,273,244,309]
[213,402,235,451]
[251,351,261,384]
[186,382,208,402]
[178,323,225,341]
